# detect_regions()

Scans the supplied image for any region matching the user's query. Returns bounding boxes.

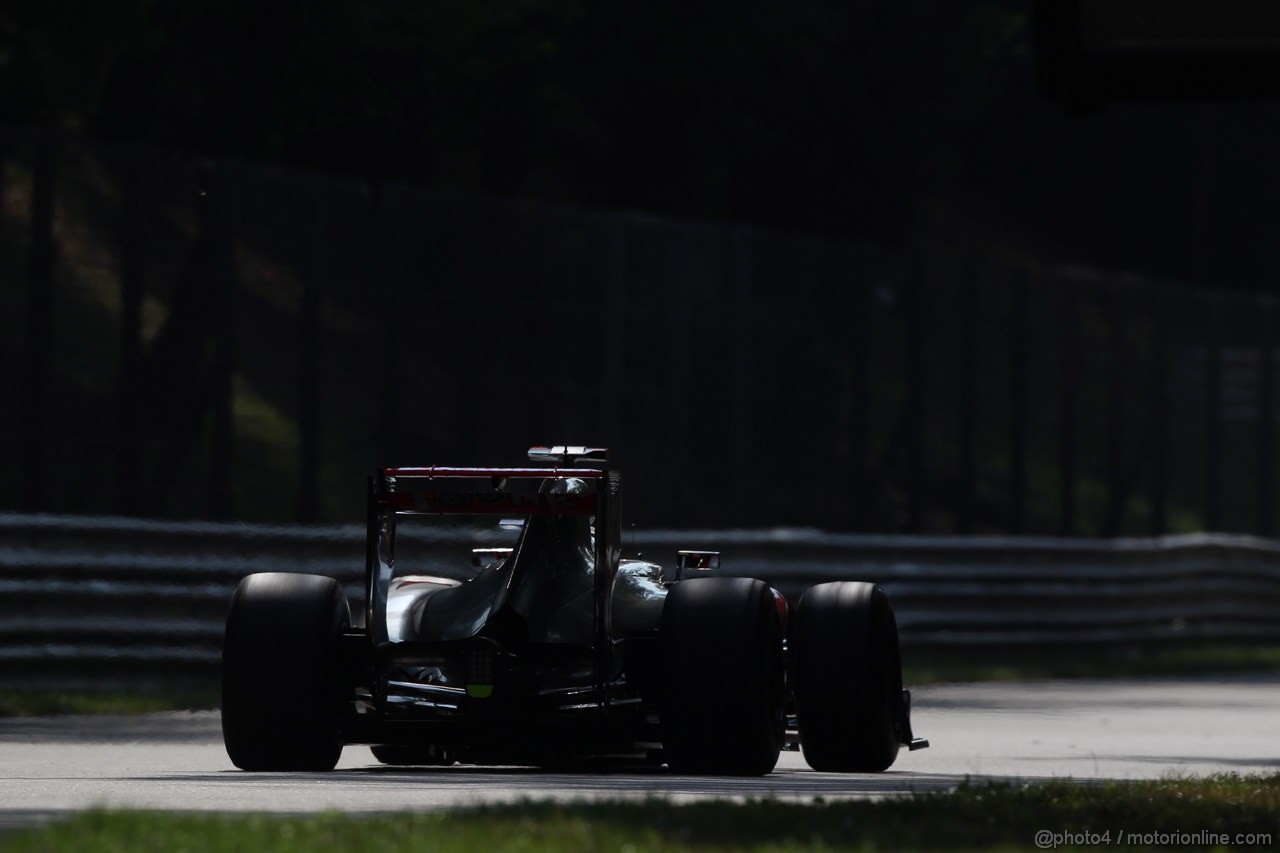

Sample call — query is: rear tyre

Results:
[370,745,455,766]
[793,581,903,772]
[222,573,350,771]
[660,577,785,775]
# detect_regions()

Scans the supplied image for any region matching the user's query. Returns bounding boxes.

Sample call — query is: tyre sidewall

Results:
[222,572,350,770]
[794,581,901,772]
[659,577,784,775]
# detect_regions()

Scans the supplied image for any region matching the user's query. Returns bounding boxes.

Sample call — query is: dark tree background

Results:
[5,2,1280,531]
[6,1,1280,291]
[0,3,1028,247]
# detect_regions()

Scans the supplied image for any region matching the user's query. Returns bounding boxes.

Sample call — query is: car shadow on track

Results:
[106,768,999,798]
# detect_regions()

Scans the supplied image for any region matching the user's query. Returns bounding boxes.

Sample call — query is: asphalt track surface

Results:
[1,674,1276,830]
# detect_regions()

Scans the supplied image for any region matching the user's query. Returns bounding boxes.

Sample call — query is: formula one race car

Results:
[221,447,927,775]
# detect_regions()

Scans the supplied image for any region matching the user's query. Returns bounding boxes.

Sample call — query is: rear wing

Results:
[373,467,605,515]
[364,463,624,697]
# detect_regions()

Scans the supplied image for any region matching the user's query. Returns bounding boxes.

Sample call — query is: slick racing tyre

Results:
[222,573,350,771]
[660,577,785,775]
[793,581,903,772]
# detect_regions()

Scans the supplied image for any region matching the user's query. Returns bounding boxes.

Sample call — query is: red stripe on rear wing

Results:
[382,467,605,479]
[379,490,597,514]
[376,467,602,515]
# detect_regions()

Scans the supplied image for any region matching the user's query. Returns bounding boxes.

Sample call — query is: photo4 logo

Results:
[1035,829,1272,848]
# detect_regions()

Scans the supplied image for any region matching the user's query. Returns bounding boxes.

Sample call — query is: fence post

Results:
[1009,268,1029,534]
[298,181,324,523]
[1257,300,1275,537]
[728,231,756,481]
[207,160,238,520]
[116,148,144,516]
[22,136,58,513]
[849,257,871,529]
[1104,284,1126,537]
[958,258,977,534]
[1205,301,1222,531]
[1148,295,1169,536]
[604,218,628,454]
[905,253,924,533]
[373,184,403,463]
[1058,275,1078,536]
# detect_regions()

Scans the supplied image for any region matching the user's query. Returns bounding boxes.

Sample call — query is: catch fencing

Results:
[2,513,1278,688]
[6,127,1280,538]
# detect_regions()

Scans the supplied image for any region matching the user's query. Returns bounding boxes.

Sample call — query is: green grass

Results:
[903,642,1280,685]
[0,686,218,718]
[1,775,1276,851]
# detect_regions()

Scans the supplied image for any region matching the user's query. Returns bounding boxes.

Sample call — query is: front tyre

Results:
[660,577,785,775]
[793,581,903,772]
[222,573,350,771]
